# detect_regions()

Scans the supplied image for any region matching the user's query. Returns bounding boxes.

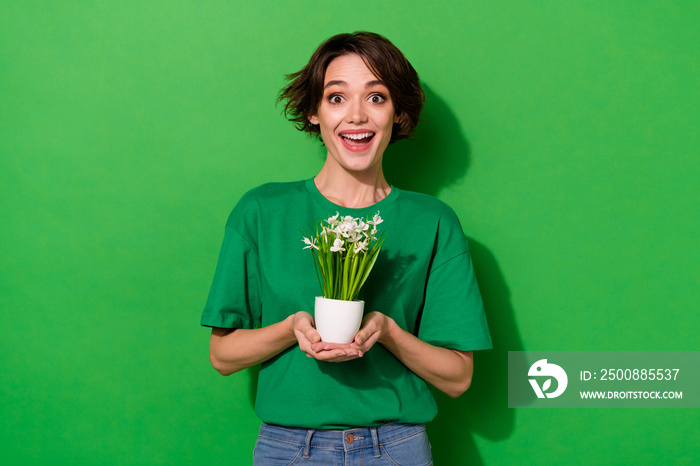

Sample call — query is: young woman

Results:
[201,32,491,465]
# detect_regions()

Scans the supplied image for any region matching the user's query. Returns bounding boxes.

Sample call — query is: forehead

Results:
[324,54,381,85]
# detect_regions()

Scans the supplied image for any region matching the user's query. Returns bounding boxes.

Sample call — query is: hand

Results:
[291,312,362,362]
[353,311,392,354]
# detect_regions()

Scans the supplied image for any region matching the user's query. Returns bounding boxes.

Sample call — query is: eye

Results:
[369,93,386,104]
[329,94,345,104]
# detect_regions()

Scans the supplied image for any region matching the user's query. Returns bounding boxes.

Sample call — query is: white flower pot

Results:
[314,297,364,344]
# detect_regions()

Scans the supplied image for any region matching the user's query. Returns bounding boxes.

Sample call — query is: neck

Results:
[314,160,391,209]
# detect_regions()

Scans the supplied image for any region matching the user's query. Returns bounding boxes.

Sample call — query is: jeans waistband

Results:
[258,422,426,459]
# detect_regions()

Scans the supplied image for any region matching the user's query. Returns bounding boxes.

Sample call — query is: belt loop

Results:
[303,429,314,458]
[371,427,380,458]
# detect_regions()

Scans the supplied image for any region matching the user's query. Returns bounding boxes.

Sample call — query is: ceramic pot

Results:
[314,297,364,344]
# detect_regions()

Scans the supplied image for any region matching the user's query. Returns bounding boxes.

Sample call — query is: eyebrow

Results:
[323,80,386,90]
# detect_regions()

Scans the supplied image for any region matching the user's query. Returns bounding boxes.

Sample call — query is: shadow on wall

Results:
[428,238,524,465]
[383,84,471,197]
[385,85,525,464]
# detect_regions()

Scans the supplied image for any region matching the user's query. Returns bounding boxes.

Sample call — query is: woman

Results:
[201,32,491,465]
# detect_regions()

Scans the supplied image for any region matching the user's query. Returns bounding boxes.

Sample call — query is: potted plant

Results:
[302,212,385,343]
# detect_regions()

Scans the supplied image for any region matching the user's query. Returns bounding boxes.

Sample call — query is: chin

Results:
[341,156,382,174]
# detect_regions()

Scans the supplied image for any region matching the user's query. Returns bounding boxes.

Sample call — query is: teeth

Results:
[341,132,374,140]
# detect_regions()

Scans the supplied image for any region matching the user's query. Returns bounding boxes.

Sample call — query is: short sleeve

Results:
[200,225,261,329]
[416,212,492,351]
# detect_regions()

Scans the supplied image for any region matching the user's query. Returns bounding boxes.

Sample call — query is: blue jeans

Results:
[253,422,433,465]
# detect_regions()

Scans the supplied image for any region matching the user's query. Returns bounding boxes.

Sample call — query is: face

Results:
[309,53,398,174]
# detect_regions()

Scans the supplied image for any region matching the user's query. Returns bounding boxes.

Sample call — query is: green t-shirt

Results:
[201,179,492,429]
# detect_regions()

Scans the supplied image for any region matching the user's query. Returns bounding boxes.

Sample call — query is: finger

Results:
[309,349,362,362]
[310,342,356,352]
[294,320,320,346]
[294,328,311,347]
[355,317,379,346]
[297,341,313,356]
[295,329,319,357]
[323,353,361,362]
[313,350,349,360]
[311,345,363,358]
[296,317,321,344]
[355,328,376,346]
[356,332,381,353]
[320,348,360,358]
[305,328,321,344]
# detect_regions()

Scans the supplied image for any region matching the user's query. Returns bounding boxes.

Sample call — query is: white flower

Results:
[302,237,319,250]
[327,212,340,226]
[330,237,346,252]
[335,225,348,238]
[354,240,368,254]
[367,212,383,226]
[337,217,355,236]
[344,225,362,242]
[301,212,386,301]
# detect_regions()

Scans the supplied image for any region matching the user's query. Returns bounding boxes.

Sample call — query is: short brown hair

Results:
[278,32,425,143]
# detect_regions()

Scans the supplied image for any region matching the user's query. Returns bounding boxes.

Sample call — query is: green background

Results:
[2,1,698,464]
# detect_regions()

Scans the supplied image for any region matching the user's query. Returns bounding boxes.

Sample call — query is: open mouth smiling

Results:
[339,131,375,149]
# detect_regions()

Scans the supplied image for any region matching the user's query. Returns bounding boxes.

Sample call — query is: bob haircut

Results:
[279,32,425,143]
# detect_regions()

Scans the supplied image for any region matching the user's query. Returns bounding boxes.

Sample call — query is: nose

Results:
[346,98,367,124]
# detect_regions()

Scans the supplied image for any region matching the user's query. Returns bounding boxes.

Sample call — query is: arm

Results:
[374,315,473,398]
[209,314,296,376]
[311,311,474,398]
[209,311,363,375]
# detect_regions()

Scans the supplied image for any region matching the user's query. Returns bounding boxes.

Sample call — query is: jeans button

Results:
[345,433,354,444]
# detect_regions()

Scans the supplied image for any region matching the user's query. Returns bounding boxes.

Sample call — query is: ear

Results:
[308,114,319,125]
[393,113,402,125]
